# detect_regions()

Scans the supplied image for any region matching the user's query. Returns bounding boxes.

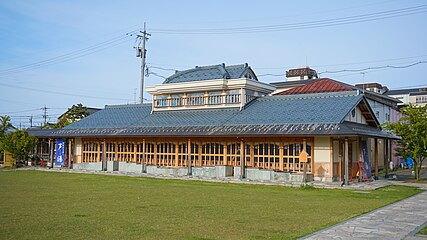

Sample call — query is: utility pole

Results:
[133,23,150,104]
[29,115,33,128]
[41,105,48,125]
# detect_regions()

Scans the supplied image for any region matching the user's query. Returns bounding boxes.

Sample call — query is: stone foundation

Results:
[73,163,313,183]
[73,162,103,171]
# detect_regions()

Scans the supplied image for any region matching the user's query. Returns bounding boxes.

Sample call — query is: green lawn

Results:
[0,170,422,240]
[418,226,427,235]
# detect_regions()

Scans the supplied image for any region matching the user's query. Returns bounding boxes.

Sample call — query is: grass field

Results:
[418,226,427,235]
[0,170,422,240]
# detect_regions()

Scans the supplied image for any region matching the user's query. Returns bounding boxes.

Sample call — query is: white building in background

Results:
[385,87,427,107]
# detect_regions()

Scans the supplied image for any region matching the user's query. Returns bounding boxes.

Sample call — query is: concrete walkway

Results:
[302,190,427,240]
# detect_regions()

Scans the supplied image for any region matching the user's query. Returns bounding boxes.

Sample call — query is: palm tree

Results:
[0,115,13,136]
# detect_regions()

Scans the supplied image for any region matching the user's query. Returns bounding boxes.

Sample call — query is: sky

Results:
[0,0,427,128]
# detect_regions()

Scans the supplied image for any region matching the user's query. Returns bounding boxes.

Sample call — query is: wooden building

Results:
[30,63,394,183]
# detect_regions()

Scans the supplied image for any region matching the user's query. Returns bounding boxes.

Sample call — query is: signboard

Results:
[361,140,372,178]
[3,151,16,167]
[299,150,309,163]
[55,138,65,167]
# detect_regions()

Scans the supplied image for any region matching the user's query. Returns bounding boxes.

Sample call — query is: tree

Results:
[0,115,13,136]
[0,129,38,164]
[0,115,13,161]
[384,104,427,180]
[55,103,90,128]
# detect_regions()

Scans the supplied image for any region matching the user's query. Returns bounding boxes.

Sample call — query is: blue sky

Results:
[1,0,426,128]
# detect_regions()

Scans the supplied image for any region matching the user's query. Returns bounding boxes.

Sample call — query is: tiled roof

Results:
[276,78,353,95]
[29,122,393,139]
[163,63,256,84]
[386,87,427,95]
[270,79,315,87]
[29,91,394,138]
[67,92,362,130]
[25,91,392,138]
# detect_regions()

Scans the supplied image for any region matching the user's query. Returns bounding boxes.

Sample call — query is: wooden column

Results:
[49,139,54,168]
[279,143,284,171]
[384,139,389,178]
[240,140,245,179]
[142,139,146,172]
[102,140,106,171]
[374,138,379,180]
[250,142,255,168]
[223,144,227,165]
[133,142,137,163]
[40,140,43,163]
[175,142,179,167]
[187,139,192,175]
[344,138,349,185]
[303,139,307,183]
[97,141,101,162]
[388,140,392,172]
[68,139,72,169]
[358,137,363,181]
[153,142,158,166]
[198,142,202,166]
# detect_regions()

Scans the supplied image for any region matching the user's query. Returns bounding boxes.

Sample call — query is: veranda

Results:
[78,137,313,173]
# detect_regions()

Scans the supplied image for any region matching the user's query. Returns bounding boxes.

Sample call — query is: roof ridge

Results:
[266,91,358,101]
[225,63,247,69]
[163,63,225,84]
[163,63,251,84]
[106,103,151,109]
[153,107,239,114]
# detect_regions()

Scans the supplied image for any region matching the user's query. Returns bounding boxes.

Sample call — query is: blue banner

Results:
[55,138,65,166]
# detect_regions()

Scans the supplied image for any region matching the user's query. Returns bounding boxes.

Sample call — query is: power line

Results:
[0,108,41,115]
[147,70,167,79]
[0,82,132,101]
[149,4,427,34]
[257,61,427,79]
[258,73,285,77]
[147,65,178,72]
[311,54,427,68]
[318,61,427,75]
[0,33,136,77]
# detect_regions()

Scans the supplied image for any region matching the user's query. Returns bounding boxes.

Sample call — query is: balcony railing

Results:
[155,94,244,108]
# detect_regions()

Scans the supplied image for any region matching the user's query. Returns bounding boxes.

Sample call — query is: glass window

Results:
[155,95,168,107]
[171,94,183,107]
[225,90,240,104]
[187,92,204,106]
[208,91,222,105]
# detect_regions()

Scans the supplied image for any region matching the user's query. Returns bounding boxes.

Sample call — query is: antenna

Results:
[360,72,366,94]
[129,22,151,104]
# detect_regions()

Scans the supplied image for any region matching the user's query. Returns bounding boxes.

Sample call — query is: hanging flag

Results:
[55,138,65,166]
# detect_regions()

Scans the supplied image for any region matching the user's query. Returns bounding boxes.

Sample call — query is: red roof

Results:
[276,78,353,95]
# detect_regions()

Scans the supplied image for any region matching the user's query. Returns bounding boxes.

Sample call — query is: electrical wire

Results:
[0,32,137,76]
[148,65,178,72]
[0,82,132,101]
[318,61,427,75]
[258,73,285,77]
[149,5,427,34]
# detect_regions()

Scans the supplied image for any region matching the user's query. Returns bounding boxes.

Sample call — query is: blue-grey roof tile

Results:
[163,63,255,84]
[65,92,362,131]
